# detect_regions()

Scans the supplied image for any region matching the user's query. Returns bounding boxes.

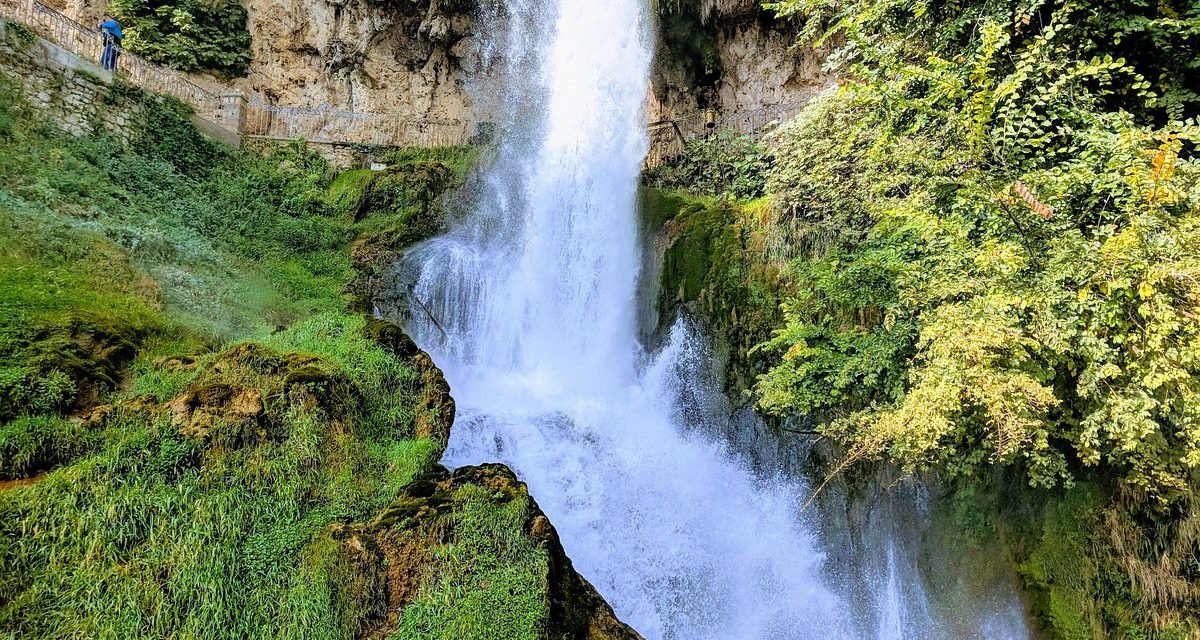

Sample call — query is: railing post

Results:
[218,91,247,139]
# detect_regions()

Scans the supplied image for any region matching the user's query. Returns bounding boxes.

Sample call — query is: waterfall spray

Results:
[398,0,1031,638]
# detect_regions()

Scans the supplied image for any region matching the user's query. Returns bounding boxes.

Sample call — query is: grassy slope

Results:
[0,58,566,639]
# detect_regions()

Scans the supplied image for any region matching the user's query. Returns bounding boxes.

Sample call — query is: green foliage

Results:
[0,321,441,638]
[760,0,1200,497]
[753,240,918,418]
[0,67,493,640]
[645,131,769,200]
[3,21,36,51]
[393,484,550,640]
[753,0,1200,634]
[0,206,159,419]
[0,415,95,479]
[649,188,786,391]
[766,90,889,257]
[770,0,1199,123]
[0,76,356,344]
[110,0,253,76]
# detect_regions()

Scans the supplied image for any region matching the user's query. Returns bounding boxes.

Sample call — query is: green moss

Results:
[392,484,550,640]
[638,186,690,232]
[0,318,441,638]
[649,188,783,392]
[385,144,479,177]
[1019,486,1106,638]
[325,168,376,219]
[3,22,36,51]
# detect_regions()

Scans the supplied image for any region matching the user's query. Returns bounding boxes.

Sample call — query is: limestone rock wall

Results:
[233,0,481,120]
[1,19,144,142]
[39,0,833,138]
[649,10,835,128]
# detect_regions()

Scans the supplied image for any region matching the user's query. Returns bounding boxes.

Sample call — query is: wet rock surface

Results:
[336,463,644,640]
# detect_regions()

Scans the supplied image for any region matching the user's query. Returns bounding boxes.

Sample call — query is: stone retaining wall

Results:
[0,18,135,140]
[0,18,241,146]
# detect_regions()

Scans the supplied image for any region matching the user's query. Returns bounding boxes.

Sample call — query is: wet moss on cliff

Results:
[337,464,642,640]
[645,187,784,394]
[343,146,476,312]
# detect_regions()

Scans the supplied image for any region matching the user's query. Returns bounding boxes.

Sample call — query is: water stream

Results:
[396,0,1030,637]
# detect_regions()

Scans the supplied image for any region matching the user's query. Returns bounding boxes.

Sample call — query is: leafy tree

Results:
[754,3,1200,634]
[110,0,253,76]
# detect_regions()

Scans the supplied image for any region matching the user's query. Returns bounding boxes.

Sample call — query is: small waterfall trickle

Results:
[395,0,1032,637]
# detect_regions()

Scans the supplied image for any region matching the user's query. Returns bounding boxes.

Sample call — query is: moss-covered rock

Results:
[334,463,643,640]
[0,316,445,638]
[342,156,472,312]
[365,317,455,448]
[0,314,148,419]
[0,66,636,639]
[325,168,376,219]
[644,187,784,395]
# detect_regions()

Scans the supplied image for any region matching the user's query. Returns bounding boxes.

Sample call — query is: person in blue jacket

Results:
[98,15,122,71]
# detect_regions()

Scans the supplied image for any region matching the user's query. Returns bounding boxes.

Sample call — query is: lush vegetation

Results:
[740,0,1200,636]
[110,0,253,76]
[644,131,770,200]
[643,188,786,392]
[0,68,566,638]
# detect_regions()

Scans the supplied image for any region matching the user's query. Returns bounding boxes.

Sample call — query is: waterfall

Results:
[398,0,1030,638]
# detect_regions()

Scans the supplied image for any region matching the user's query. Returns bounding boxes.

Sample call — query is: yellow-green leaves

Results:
[757,0,1200,502]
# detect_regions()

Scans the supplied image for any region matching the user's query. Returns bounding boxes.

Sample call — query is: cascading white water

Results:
[400,0,1030,638]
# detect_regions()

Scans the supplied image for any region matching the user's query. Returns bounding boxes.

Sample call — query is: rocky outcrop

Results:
[334,463,644,640]
[364,318,455,448]
[649,9,836,127]
[235,0,483,120]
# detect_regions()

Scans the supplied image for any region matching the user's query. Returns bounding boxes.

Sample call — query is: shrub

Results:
[755,1,1200,634]
[645,130,769,200]
[110,0,253,76]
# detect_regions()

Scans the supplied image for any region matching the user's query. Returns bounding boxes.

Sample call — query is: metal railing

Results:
[2,0,804,161]
[242,100,473,148]
[644,101,806,169]
[0,0,223,115]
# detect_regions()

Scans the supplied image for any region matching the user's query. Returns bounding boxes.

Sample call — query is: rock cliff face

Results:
[649,8,836,127]
[234,0,483,120]
[235,0,833,126]
[52,0,831,130]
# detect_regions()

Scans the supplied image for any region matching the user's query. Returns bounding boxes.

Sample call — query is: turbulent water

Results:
[399,0,1030,638]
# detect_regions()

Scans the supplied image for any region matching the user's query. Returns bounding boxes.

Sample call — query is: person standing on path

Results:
[98,15,122,71]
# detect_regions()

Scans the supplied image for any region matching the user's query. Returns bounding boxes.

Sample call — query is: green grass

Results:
[0,317,442,639]
[392,484,550,640]
[0,67,533,639]
[0,60,571,640]
[0,415,95,480]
